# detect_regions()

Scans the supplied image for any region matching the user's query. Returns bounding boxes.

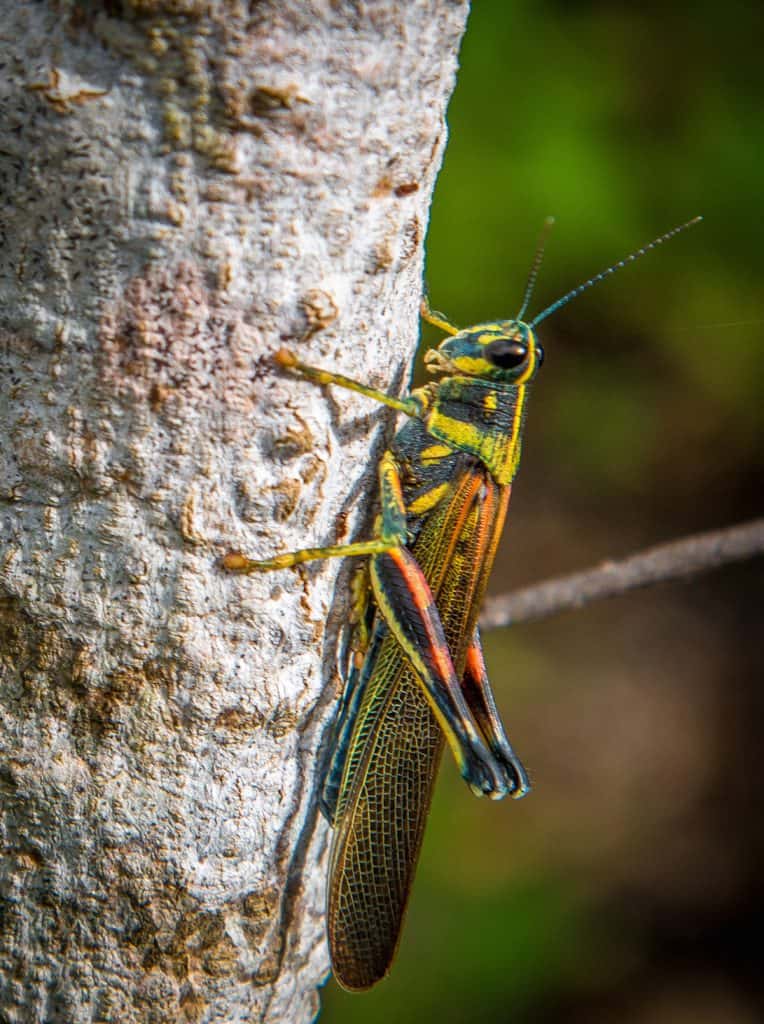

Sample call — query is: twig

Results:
[480,518,764,630]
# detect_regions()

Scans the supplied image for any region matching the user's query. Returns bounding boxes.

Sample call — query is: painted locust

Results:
[223,217,701,991]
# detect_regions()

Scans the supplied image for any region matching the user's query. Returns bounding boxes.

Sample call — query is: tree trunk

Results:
[0,2,469,1020]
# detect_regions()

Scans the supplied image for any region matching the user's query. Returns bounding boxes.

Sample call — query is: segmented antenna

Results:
[516,216,556,321]
[529,215,703,328]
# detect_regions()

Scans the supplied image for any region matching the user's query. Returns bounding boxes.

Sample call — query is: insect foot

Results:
[463,741,514,799]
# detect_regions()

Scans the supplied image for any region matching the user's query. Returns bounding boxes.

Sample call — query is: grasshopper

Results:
[223,216,701,991]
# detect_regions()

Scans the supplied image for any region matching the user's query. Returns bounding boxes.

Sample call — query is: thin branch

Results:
[480,518,764,630]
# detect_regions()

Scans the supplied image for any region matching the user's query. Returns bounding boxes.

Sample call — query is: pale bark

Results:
[0,2,469,1021]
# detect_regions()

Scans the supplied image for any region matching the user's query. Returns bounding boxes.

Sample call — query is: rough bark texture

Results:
[0,2,469,1021]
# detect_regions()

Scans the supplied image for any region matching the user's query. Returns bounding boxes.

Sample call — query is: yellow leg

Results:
[348,564,372,665]
[419,295,460,336]
[275,348,418,416]
[222,538,396,574]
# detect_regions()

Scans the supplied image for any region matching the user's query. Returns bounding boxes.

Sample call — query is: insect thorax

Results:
[420,376,528,486]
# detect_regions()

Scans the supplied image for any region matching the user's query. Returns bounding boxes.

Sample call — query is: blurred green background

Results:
[324,1,763,1021]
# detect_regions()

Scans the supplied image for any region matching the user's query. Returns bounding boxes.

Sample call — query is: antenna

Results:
[529,216,703,328]
[516,216,555,321]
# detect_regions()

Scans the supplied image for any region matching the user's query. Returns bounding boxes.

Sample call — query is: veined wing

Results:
[328,463,510,990]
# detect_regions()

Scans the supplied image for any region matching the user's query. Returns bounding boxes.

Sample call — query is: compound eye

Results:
[484,338,528,369]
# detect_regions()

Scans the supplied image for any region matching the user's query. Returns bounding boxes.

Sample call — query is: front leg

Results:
[274,348,422,418]
[420,294,460,336]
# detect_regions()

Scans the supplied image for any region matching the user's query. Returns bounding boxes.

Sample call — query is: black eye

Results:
[484,338,528,369]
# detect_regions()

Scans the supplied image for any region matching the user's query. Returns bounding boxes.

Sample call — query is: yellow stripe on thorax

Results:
[507,383,526,479]
[424,374,530,485]
[420,443,453,464]
[407,482,450,517]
